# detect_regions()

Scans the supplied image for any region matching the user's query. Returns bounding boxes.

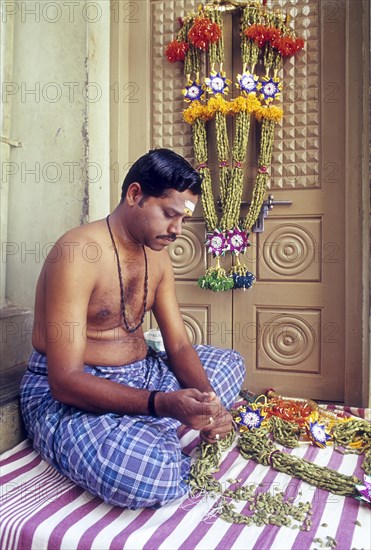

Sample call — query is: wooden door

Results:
[113,0,368,403]
[232,0,346,401]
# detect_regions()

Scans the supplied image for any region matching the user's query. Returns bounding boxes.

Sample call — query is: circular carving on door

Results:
[181,312,203,345]
[261,314,315,366]
[168,227,203,275]
[263,225,316,276]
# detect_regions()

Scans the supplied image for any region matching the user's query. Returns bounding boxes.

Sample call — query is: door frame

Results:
[110,0,370,407]
[344,0,370,406]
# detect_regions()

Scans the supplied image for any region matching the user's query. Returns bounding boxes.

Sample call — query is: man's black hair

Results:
[121,148,202,202]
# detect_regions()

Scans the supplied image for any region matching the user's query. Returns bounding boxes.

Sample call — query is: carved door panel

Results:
[148,0,349,400]
[233,0,346,400]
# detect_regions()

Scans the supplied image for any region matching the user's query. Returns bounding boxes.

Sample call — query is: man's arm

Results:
[151,252,213,392]
[151,252,234,440]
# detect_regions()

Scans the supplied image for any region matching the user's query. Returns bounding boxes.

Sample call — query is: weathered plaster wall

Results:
[3,0,110,309]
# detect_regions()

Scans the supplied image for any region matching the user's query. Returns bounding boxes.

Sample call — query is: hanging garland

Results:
[165,0,304,291]
[186,390,371,530]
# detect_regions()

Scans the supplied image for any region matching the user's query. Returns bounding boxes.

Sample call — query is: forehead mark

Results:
[184,199,195,216]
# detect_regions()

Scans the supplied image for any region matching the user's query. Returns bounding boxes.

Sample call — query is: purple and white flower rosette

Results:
[206,229,227,257]
[226,227,249,255]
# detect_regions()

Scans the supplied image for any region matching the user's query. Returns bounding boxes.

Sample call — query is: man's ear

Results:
[125,182,143,206]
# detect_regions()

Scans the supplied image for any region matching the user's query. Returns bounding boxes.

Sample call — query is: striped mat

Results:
[1,406,370,550]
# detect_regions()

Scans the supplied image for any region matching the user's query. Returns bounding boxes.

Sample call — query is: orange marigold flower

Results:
[269,33,305,57]
[245,24,270,48]
[203,101,216,120]
[188,16,222,50]
[165,39,189,62]
[294,37,305,53]
[201,108,215,122]
[277,36,297,57]
[266,26,282,43]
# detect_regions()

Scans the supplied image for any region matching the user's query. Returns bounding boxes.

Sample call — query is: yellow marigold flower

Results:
[219,96,231,115]
[255,105,284,122]
[229,96,244,114]
[248,95,262,112]
[183,101,202,124]
[201,108,215,122]
[203,100,217,119]
[230,95,261,114]
[183,109,194,125]
[193,102,207,119]
[183,101,212,124]
[206,96,219,116]
[207,94,230,115]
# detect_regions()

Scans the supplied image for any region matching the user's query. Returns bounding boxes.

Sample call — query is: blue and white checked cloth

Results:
[20,346,245,509]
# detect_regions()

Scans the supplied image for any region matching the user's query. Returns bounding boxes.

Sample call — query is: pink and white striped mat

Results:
[1,406,370,550]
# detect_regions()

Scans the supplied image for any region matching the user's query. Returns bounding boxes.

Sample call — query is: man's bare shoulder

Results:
[56,219,106,245]
[43,219,107,271]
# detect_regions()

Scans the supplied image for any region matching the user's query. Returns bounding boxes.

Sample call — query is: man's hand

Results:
[155,390,234,442]
[199,395,234,444]
[155,389,222,431]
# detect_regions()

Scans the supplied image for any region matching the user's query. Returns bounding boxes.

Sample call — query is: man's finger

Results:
[200,428,229,443]
[200,391,216,402]
[211,410,232,427]
[200,400,221,419]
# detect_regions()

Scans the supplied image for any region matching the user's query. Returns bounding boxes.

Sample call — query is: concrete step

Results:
[0,304,33,453]
[0,362,28,404]
[0,303,33,373]
[0,395,27,453]
[0,362,29,453]
[0,363,28,452]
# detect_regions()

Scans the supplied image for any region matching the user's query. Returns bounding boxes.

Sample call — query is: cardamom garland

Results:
[241,4,260,72]
[268,415,301,448]
[186,411,369,528]
[209,9,231,212]
[208,6,224,68]
[243,117,275,230]
[332,419,371,474]
[219,6,255,231]
[363,448,371,474]
[188,429,235,495]
[238,429,360,497]
[220,109,249,231]
[240,6,282,232]
[215,110,231,213]
[183,17,200,80]
[192,118,218,231]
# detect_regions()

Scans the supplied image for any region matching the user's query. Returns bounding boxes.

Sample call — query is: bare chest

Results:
[87,249,156,330]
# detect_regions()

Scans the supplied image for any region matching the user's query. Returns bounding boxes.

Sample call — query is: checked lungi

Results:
[20,345,245,509]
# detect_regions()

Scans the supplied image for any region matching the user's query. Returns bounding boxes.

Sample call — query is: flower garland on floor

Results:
[165,0,304,291]
[186,390,371,529]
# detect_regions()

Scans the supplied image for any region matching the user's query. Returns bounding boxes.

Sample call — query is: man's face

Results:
[132,188,198,250]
